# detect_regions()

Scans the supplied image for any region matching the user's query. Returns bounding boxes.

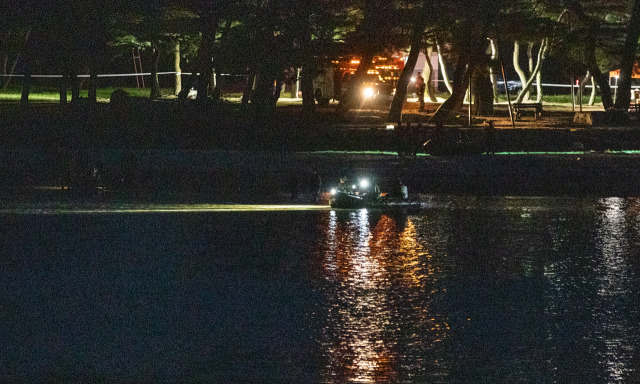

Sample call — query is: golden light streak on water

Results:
[0,204,331,214]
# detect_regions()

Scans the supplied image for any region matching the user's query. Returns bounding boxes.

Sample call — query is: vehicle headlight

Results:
[359,179,370,189]
[330,188,337,196]
[363,87,375,99]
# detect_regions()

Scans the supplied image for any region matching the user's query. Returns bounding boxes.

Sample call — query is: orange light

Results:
[350,59,360,64]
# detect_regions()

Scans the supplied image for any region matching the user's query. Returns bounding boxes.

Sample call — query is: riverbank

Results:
[3,100,640,202]
[3,149,640,206]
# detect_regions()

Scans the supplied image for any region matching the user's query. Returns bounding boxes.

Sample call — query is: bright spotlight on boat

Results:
[352,184,357,190]
[359,179,370,189]
[363,87,375,99]
[330,188,337,195]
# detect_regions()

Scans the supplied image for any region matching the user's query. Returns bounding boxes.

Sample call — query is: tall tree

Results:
[430,0,501,122]
[388,0,430,122]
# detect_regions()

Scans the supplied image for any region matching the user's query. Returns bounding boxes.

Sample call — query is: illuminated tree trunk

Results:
[589,75,596,105]
[437,42,453,94]
[489,38,499,102]
[535,67,543,102]
[513,41,530,101]
[614,0,640,109]
[514,39,548,104]
[174,40,181,96]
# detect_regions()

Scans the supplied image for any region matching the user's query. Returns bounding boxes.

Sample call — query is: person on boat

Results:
[390,178,409,200]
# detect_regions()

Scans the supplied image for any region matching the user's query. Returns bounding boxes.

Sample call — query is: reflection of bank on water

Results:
[316,210,450,383]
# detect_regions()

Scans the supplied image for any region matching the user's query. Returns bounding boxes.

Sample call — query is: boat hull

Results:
[330,191,423,210]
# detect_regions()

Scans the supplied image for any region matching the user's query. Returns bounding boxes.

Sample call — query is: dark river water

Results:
[2,196,640,383]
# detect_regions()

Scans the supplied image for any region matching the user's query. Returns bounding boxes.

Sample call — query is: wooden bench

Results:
[511,102,543,120]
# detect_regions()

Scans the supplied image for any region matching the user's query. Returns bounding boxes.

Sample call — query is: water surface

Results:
[2,196,640,382]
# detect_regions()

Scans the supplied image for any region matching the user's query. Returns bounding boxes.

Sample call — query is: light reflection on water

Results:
[319,209,448,383]
[314,197,640,383]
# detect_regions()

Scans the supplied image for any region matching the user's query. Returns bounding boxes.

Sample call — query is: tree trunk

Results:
[424,46,438,102]
[388,45,421,122]
[515,39,547,104]
[242,68,255,105]
[564,3,614,108]
[71,72,80,104]
[388,0,428,122]
[88,68,98,105]
[293,67,300,99]
[430,54,470,123]
[437,42,453,94]
[513,41,530,101]
[174,40,181,96]
[474,67,493,115]
[150,43,161,99]
[195,10,219,101]
[489,38,499,102]
[300,11,315,119]
[251,66,279,115]
[535,66,543,103]
[20,65,30,107]
[527,42,534,73]
[589,75,596,105]
[614,0,640,109]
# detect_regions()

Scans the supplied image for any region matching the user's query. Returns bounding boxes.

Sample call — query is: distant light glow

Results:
[359,179,370,189]
[363,87,375,99]
[330,188,337,195]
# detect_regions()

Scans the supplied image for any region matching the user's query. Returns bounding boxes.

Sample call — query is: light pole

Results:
[614,75,619,103]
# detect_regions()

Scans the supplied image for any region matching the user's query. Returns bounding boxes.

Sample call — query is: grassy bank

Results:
[0,86,174,102]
